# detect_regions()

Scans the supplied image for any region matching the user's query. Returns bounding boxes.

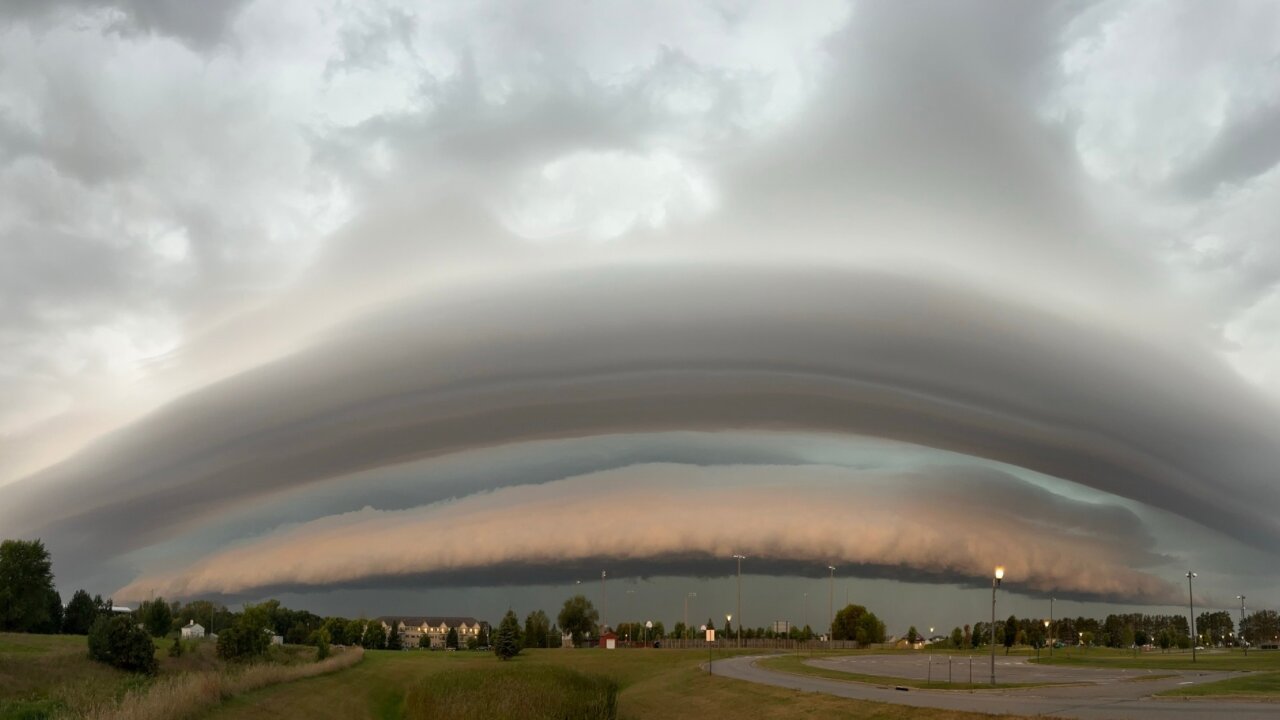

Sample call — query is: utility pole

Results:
[601,570,607,635]
[733,554,746,648]
[1049,597,1054,657]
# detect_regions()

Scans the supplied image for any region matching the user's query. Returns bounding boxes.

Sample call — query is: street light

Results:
[990,566,1003,685]
[1237,595,1247,657]
[685,592,697,645]
[1048,597,1055,657]
[733,554,746,648]
[928,626,935,684]
[1041,620,1049,659]
[1186,571,1197,663]
[601,570,608,635]
[828,565,836,650]
[625,589,636,643]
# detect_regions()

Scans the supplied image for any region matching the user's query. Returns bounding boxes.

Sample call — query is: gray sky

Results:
[2,0,1279,632]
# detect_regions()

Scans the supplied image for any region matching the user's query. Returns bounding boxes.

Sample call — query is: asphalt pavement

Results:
[710,653,1278,719]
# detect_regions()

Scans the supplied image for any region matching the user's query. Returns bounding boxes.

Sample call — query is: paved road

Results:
[710,654,1278,719]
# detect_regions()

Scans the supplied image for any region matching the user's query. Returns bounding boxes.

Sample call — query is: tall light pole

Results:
[1237,595,1247,656]
[928,626,935,684]
[990,566,1003,685]
[625,589,635,643]
[733,554,746,648]
[1186,571,1197,663]
[685,592,696,644]
[601,571,608,635]
[828,565,836,650]
[1042,620,1049,659]
[1049,597,1054,657]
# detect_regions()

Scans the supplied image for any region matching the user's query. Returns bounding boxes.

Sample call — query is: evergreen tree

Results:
[494,610,521,660]
[139,597,173,637]
[419,632,431,649]
[524,609,550,648]
[64,589,100,634]
[386,621,402,650]
[446,626,459,649]
[364,619,386,649]
[1004,615,1018,654]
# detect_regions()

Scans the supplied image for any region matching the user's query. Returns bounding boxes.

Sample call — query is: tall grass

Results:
[79,647,363,720]
[404,664,618,720]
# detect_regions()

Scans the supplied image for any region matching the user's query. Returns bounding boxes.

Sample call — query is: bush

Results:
[315,628,331,660]
[405,666,617,720]
[87,615,159,675]
[216,623,270,662]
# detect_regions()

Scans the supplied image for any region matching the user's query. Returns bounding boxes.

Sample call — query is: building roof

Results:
[377,616,483,627]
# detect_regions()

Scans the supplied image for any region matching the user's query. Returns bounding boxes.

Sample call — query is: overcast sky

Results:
[3,0,1279,633]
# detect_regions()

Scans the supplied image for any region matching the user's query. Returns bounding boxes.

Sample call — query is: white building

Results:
[180,620,206,639]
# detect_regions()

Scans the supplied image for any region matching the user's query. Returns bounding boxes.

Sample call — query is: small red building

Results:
[599,631,618,649]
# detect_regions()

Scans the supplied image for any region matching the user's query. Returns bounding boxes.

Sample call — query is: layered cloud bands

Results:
[7,265,1280,581]
[116,463,1179,604]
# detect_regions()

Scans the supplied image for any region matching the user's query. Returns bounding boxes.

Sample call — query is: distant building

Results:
[377,616,486,649]
[111,606,132,614]
[599,631,618,649]
[180,620,205,639]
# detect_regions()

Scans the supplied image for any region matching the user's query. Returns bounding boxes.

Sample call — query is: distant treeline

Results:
[943,610,1280,651]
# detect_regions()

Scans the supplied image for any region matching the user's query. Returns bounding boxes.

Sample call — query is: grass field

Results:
[0,632,344,720]
[204,648,1026,720]
[1155,671,1280,698]
[757,653,1066,690]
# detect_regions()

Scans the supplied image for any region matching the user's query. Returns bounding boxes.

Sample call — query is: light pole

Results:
[1186,571,1197,663]
[726,614,732,655]
[828,565,836,650]
[1042,620,1049,659]
[928,626,934,684]
[733,554,746,648]
[1049,597,1054,657]
[601,570,608,635]
[625,589,635,643]
[685,592,697,646]
[990,566,1003,685]
[1237,595,1247,656]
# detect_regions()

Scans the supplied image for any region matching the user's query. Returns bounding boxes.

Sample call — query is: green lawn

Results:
[1157,671,1280,698]
[758,653,1067,690]
[204,648,1029,720]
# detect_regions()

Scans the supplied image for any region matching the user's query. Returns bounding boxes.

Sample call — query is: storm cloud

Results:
[3,1,1280,623]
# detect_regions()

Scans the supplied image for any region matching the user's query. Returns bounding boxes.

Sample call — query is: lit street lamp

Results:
[1186,571,1197,663]
[1237,595,1247,657]
[928,626,934,684]
[990,565,1003,685]
[1041,619,1049,659]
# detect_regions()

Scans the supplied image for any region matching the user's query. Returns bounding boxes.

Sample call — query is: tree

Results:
[346,619,367,647]
[1004,616,1018,654]
[364,619,386,650]
[524,609,551,648]
[0,539,57,633]
[494,610,521,660]
[419,632,432,649]
[315,628,331,660]
[477,623,489,647]
[386,621,402,650]
[907,626,920,643]
[169,635,184,657]
[88,614,158,674]
[557,595,599,648]
[63,589,99,635]
[139,597,174,637]
[446,627,459,649]
[218,602,273,661]
[950,627,964,648]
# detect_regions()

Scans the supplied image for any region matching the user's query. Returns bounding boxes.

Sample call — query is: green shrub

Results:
[87,615,159,675]
[315,628,331,660]
[405,665,617,720]
[216,623,270,662]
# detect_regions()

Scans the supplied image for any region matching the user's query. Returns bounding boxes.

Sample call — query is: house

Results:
[180,620,205,639]
[599,631,618,650]
[377,616,487,649]
[261,628,284,645]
